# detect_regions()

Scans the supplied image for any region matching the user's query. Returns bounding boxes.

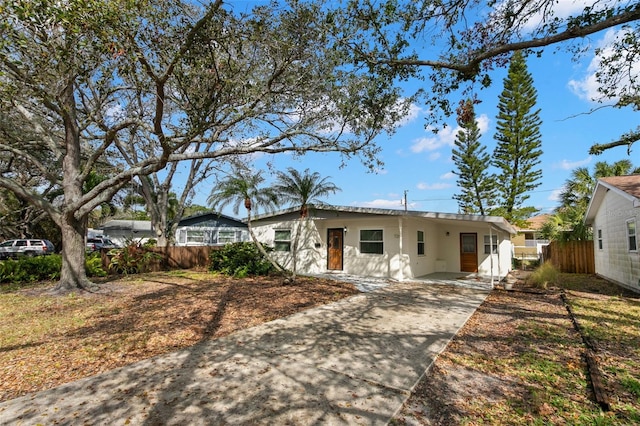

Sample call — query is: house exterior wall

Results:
[512,233,536,259]
[174,214,249,246]
[592,190,640,290]
[253,215,512,281]
[432,222,511,279]
[174,226,248,246]
[512,232,548,260]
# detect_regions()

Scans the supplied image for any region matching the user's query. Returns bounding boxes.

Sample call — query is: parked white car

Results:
[0,239,56,260]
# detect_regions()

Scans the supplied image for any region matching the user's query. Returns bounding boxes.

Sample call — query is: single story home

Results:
[251,205,516,282]
[175,212,249,246]
[585,175,640,291]
[511,214,551,262]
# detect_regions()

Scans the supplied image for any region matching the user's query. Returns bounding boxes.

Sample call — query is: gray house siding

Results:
[175,213,248,246]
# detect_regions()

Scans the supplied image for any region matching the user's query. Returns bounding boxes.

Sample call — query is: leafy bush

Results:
[108,241,162,275]
[209,242,275,277]
[85,251,108,277]
[527,262,559,289]
[0,255,62,283]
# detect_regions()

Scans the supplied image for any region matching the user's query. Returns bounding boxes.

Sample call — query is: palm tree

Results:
[545,160,640,241]
[207,169,284,273]
[273,168,340,279]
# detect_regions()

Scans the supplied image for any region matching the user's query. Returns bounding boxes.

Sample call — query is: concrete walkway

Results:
[0,280,489,425]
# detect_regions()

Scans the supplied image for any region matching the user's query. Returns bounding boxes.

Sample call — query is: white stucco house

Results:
[585,175,640,291]
[251,205,516,282]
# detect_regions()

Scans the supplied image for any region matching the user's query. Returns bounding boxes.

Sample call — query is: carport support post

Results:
[489,226,495,289]
[398,217,404,281]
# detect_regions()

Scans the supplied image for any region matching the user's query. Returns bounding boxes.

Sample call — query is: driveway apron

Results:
[0,281,488,425]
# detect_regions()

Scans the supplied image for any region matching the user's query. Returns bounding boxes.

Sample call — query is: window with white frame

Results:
[186,230,206,245]
[274,229,291,252]
[417,230,425,255]
[360,229,383,254]
[217,230,236,244]
[597,229,603,250]
[483,234,498,254]
[627,219,637,252]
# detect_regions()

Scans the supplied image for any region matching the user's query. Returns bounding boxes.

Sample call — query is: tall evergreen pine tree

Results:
[452,99,494,214]
[492,51,543,224]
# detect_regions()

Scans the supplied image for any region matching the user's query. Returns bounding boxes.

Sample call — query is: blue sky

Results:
[192,2,639,218]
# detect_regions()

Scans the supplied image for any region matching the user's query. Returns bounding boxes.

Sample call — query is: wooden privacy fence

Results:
[150,246,220,269]
[101,246,221,272]
[542,240,595,274]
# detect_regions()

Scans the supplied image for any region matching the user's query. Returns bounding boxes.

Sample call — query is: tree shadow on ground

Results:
[0,282,486,425]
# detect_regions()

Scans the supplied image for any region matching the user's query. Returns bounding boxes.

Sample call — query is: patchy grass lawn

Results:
[4,268,640,425]
[394,273,640,425]
[0,270,358,402]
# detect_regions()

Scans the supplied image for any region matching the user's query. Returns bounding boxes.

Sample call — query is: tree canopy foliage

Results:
[2,0,639,289]
[0,0,408,290]
[451,99,493,215]
[339,0,640,150]
[491,51,543,224]
[542,160,640,241]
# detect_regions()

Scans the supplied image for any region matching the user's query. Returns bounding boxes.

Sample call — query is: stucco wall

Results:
[253,215,512,280]
[593,191,640,290]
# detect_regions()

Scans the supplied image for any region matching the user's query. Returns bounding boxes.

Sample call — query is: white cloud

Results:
[410,114,490,155]
[428,152,442,161]
[549,187,565,202]
[355,199,404,209]
[396,102,423,127]
[508,0,606,32]
[104,104,125,125]
[568,28,640,103]
[410,132,454,153]
[554,156,592,170]
[476,114,490,134]
[440,171,456,180]
[416,182,453,190]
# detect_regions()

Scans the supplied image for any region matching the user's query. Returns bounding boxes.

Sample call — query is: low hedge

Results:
[0,252,108,284]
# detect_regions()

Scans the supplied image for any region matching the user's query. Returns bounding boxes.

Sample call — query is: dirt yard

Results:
[3,269,639,425]
[0,271,359,402]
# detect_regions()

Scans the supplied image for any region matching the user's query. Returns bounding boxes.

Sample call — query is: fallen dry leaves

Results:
[0,271,358,402]
[393,273,640,425]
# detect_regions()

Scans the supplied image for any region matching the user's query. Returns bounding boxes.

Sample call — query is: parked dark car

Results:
[86,237,119,252]
[0,239,56,259]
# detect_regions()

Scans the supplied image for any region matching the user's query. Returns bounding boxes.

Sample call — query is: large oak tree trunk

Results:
[56,212,93,292]
[54,79,93,292]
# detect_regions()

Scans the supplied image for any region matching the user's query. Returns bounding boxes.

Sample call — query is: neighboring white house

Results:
[251,205,516,282]
[175,212,249,246]
[97,220,155,246]
[585,175,640,291]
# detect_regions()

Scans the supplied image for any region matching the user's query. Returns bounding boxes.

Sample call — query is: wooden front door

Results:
[460,233,478,273]
[327,228,344,270]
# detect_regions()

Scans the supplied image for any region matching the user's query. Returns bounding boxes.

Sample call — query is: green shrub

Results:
[108,242,162,275]
[0,255,62,283]
[85,252,107,277]
[209,242,275,277]
[527,262,559,289]
[512,257,522,269]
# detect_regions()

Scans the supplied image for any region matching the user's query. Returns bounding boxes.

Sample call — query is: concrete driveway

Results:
[0,280,489,425]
